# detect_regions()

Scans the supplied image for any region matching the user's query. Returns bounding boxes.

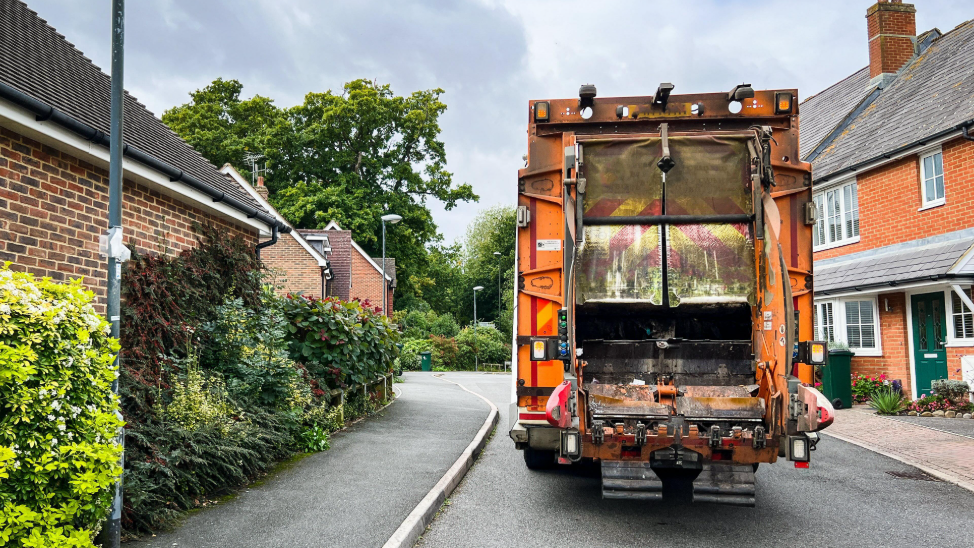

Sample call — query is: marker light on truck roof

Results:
[534,101,550,123]
[775,92,794,114]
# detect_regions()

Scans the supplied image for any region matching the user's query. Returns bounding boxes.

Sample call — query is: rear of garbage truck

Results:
[509,84,834,506]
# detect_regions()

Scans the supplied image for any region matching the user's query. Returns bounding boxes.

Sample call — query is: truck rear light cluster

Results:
[561,430,581,459]
[788,435,810,462]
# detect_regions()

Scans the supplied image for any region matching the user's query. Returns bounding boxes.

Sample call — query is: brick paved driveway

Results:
[825,407,974,492]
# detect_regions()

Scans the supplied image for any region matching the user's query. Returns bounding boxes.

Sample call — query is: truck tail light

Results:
[561,430,581,458]
[788,435,809,462]
[798,341,827,365]
[775,92,794,114]
[532,340,546,360]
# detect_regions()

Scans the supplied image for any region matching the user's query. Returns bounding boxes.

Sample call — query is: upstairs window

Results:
[813,181,859,250]
[920,149,945,207]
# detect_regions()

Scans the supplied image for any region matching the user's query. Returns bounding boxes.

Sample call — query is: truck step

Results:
[692,463,756,507]
[601,461,663,501]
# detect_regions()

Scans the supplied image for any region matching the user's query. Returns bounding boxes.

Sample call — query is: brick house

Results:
[220,164,331,298]
[300,221,395,316]
[801,0,974,397]
[0,0,288,311]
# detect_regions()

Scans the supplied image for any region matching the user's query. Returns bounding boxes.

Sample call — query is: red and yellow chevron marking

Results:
[535,298,556,336]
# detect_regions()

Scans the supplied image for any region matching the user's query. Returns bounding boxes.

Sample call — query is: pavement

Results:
[128,372,491,548]
[418,374,974,548]
[886,413,974,439]
[825,406,974,491]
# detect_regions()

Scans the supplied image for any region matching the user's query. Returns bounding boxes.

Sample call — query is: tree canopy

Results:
[163,78,478,300]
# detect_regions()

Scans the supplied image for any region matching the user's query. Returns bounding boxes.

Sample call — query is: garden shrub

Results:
[456,326,509,369]
[869,389,907,415]
[429,335,459,369]
[278,295,399,388]
[851,373,890,403]
[400,339,432,371]
[931,379,971,401]
[0,265,124,547]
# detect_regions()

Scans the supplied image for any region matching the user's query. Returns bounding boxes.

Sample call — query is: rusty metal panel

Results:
[576,224,663,304]
[587,383,670,419]
[666,223,755,305]
[664,135,752,216]
[676,397,766,420]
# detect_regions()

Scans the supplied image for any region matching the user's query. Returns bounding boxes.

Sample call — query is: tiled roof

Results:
[381,258,397,288]
[798,66,871,160]
[815,230,974,293]
[0,0,264,212]
[808,20,974,181]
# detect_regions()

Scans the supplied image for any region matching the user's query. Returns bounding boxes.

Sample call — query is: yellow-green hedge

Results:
[0,265,123,547]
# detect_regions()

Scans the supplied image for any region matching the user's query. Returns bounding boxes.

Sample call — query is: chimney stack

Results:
[867,0,917,86]
[255,175,268,200]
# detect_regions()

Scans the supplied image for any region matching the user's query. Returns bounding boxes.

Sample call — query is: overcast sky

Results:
[23,0,973,243]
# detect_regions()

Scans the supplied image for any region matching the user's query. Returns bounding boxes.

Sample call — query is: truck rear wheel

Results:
[523,448,555,470]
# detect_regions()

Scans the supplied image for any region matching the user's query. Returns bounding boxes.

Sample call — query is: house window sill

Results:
[814,236,860,253]
[849,348,882,357]
[946,341,974,348]
[918,201,945,212]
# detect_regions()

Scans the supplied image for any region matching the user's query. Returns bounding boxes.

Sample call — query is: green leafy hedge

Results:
[0,265,123,547]
[278,295,399,387]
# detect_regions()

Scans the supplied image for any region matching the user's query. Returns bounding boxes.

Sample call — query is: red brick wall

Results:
[849,292,914,396]
[815,138,974,261]
[349,249,385,313]
[866,1,916,78]
[261,233,323,299]
[0,126,258,312]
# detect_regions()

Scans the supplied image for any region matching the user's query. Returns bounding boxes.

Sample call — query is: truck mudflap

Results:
[601,451,756,507]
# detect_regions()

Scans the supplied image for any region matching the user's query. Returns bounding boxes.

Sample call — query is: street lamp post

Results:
[493,251,502,318]
[380,214,402,318]
[473,286,484,372]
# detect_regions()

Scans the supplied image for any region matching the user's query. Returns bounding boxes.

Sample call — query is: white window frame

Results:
[813,297,883,356]
[945,286,974,347]
[918,147,945,209]
[812,179,860,251]
[813,301,836,343]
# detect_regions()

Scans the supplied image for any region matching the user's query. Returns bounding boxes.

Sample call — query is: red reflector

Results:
[519,413,546,421]
[795,461,810,469]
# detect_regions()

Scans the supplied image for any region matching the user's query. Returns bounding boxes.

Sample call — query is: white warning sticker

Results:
[764,321,773,331]
[537,239,561,251]
[763,311,773,320]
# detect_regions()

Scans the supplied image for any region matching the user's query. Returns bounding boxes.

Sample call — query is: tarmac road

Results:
[419,372,974,548]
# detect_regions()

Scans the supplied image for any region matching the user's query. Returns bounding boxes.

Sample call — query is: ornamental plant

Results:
[279,295,399,388]
[0,265,124,547]
[851,373,890,403]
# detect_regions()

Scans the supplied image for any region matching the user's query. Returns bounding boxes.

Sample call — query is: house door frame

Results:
[906,289,949,398]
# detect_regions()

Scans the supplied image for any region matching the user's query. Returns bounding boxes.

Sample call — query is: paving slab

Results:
[127,372,490,548]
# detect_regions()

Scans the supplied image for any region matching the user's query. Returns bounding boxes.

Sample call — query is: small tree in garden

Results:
[0,265,123,547]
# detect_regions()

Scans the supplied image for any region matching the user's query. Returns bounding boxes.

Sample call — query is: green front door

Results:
[911,292,948,397]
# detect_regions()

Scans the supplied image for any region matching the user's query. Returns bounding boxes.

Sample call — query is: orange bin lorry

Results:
[509,84,834,506]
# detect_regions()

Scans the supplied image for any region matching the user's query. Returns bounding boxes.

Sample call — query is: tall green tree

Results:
[163,78,478,301]
[460,205,516,335]
[162,78,283,175]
